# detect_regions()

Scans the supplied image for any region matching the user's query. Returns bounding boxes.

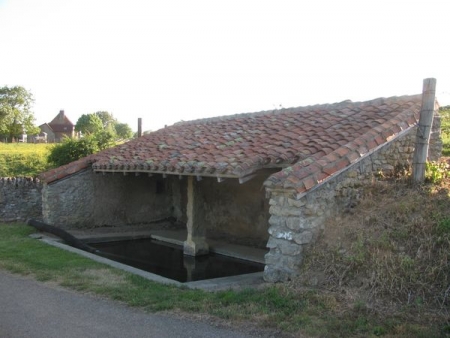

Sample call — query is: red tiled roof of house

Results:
[48,110,74,132]
[40,94,423,190]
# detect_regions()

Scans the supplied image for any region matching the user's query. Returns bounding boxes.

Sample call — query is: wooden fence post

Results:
[412,78,437,184]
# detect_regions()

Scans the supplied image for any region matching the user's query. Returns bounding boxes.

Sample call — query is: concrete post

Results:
[412,78,437,183]
[183,176,209,256]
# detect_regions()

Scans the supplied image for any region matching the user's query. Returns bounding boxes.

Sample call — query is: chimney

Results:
[138,118,142,137]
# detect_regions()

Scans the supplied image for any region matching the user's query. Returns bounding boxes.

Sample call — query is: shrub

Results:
[93,130,116,150]
[439,106,450,156]
[47,136,100,167]
[425,161,449,184]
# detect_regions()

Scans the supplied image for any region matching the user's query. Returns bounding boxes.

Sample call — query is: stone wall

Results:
[150,169,274,247]
[41,168,273,247]
[194,169,275,247]
[0,177,42,222]
[42,170,173,228]
[263,122,442,282]
[41,166,273,247]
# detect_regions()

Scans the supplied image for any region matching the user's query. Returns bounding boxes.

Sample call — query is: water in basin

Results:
[88,238,264,283]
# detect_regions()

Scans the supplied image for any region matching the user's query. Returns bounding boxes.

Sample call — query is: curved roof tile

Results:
[40,94,423,186]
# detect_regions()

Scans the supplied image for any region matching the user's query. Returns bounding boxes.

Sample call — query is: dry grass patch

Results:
[299,177,450,306]
[291,173,450,336]
[80,268,128,287]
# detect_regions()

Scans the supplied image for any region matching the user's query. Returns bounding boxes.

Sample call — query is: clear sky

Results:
[0,0,449,132]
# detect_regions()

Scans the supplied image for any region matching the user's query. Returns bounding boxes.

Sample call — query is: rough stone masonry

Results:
[263,118,442,282]
[0,177,42,223]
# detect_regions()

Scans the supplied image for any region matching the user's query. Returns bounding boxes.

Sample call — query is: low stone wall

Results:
[264,123,442,282]
[42,170,174,229]
[0,177,43,223]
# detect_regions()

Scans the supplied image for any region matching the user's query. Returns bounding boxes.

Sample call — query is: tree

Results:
[94,111,133,140]
[75,114,103,135]
[0,86,38,142]
[95,111,116,129]
[94,129,116,150]
[48,111,135,167]
[76,111,134,141]
[114,122,133,140]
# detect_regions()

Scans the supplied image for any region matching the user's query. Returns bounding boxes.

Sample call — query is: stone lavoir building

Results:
[39,85,441,282]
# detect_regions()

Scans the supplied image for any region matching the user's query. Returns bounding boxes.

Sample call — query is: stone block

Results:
[269,195,285,206]
[268,225,293,240]
[281,242,302,256]
[264,250,281,265]
[266,237,303,256]
[285,217,300,230]
[281,206,301,217]
[269,205,282,215]
[268,215,285,227]
[286,216,323,231]
[277,196,285,206]
[266,236,279,249]
[287,198,306,208]
[293,231,313,244]
[303,204,317,216]
[269,198,277,206]
[263,266,293,282]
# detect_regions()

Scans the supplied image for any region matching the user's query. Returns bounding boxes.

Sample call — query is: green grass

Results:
[0,224,447,337]
[440,106,450,156]
[0,143,53,177]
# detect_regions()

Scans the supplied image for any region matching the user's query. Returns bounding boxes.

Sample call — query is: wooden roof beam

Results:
[239,174,256,184]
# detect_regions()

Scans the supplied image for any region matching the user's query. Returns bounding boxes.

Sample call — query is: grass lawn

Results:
[0,143,52,177]
[0,223,447,337]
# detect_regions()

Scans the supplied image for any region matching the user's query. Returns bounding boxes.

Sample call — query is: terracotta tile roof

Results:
[48,110,75,132]
[47,124,75,133]
[49,110,74,126]
[40,94,423,187]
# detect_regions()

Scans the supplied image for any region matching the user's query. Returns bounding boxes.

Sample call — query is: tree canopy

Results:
[75,114,103,135]
[95,111,116,129]
[49,111,134,167]
[75,111,134,141]
[0,86,39,141]
[114,122,134,140]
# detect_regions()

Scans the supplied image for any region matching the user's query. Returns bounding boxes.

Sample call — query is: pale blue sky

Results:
[0,0,449,132]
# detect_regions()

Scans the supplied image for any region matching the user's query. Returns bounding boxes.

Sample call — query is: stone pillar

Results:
[183,255,208,282]
[183,176,209,256]
[263,191,324,282]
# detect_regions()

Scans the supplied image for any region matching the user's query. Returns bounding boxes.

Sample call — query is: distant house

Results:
[39,110,75,142]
